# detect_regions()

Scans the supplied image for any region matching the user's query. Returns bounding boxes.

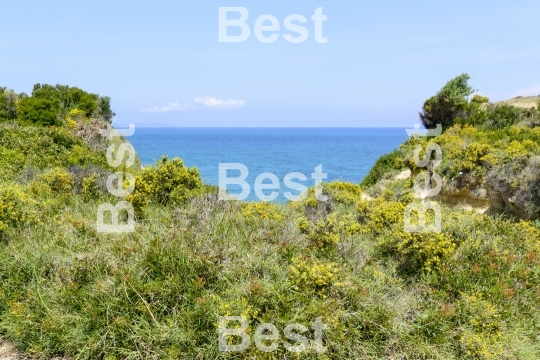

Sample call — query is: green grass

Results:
[1,172,540,358]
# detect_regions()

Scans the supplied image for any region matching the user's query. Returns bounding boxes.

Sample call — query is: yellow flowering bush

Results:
[80,173,100,200]
[377,226,457,273]
[215,296,260,321]
[307,213,341,248]
[42,167,73,193]
[0,185,35,232]
[503,139,539,159]
[125,157,203,216]
[125,176,152,217]
[364,199,405,235]
[211,295,260,347]
[511,220,540,254]
[459,331,504,360]
[240,201,282,221]
[324,181,363,206]
[458,294,503,359]
[447,143,498,174]
[64,108,88,128]
[398,232,456,272]
[460,293,501,334]
[295,214,309,233]
[289,256,342,297]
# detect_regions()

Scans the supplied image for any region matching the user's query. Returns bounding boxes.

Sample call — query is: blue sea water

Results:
[128,128,408,201]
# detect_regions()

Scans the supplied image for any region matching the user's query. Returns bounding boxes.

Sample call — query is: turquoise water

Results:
[129,128,408,201]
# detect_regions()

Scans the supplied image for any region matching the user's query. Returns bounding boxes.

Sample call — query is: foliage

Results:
[289,256,342,297]
[420,73,474,128]
[31,83,103,119]
[0,185,35,233]
[17,96,61,126]
[360,149,403,188]
[0,87,20,122]
[240,201,282,221]
[0,83,115,127]
[42,167,74,194]
[126,156,203,216]
[324,181,363,206]
[0,123,108,181]
[471,94,489,104]
[2,83,540,359]
[486,104,521,129]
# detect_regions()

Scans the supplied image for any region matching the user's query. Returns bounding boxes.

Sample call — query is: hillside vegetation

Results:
[0,80,540,359]
[496,96,540,109]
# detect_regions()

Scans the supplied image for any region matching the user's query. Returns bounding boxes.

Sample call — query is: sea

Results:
[128,128,408,202]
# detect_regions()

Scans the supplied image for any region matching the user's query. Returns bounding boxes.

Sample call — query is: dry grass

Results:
[496,96,540,109]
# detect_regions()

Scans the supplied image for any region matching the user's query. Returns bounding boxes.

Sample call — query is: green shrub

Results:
[324,181,363,206]
[0,124,108,179]
[80,173,101,200]
[126,157,203,215]
[0,185,35,232]
[486,104,521,129]
[289,256,342,297]
[31,83,99,118]
[360,149,402,188]
[42,167,74,193]
[307,213,341,248]
[17,96,60,126]
[471,94,489,104]
[456,102,489,126]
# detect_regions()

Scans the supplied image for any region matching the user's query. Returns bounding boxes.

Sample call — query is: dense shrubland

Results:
[0,82,540,359]
[1,84,114,126]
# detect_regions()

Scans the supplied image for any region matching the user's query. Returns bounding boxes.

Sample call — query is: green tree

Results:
[17,96,60,126]
[0,87,19,122]
[32,84,100,118]
[419,73,474,129]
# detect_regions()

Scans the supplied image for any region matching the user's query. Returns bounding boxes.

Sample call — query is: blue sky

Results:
[1,0,539,127]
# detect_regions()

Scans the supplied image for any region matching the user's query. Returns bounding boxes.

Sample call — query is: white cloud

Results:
[138,102,193,113]
[510,85,540,98]
[194,96,245,108]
